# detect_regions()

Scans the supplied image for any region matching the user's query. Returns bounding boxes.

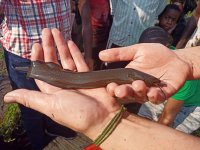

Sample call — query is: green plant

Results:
[0,104,21,142]
[192,128,200,137]
[0,51,3,59]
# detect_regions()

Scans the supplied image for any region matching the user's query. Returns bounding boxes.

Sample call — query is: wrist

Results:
[175,49,195,80]
[84,111,116,141]
[84,106,127,150]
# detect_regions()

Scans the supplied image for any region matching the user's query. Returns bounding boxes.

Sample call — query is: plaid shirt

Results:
[0,0,72,59]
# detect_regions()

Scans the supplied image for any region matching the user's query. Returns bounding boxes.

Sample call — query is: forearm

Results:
[176,16,197,49]
[85,113,200,150]
[158,99,183,127]
[158,113,174,126]
[175,46,200,80]
[79,0,93,59]
[0,0,6,13]
[82,24,93,58]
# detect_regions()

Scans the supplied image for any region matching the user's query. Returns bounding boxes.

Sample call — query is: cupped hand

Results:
[4,28,120,139]
[99,43,191,104]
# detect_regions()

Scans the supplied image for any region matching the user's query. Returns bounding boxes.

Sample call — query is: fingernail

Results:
[4,93,16,103]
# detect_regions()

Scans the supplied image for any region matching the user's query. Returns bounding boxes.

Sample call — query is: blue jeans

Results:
[4,50,48,150]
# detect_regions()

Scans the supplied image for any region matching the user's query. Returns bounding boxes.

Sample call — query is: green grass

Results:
[192,128,200,137]
[0,51,3,59]
[0,104,21,142]
[0,48,21,142]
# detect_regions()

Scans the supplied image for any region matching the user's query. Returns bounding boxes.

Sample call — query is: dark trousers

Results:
[4,50,48,150]
[4,50,76,150]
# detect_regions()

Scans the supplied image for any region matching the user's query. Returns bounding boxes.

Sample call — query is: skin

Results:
[159,9,181,32]
[78,0,93,70]
[176,1,200,49]
[99,44,200,104]
[4,28,200,150]
[158,98,183,126]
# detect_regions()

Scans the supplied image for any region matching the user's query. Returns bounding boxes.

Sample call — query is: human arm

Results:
[78,0,93,70]
[4,28,200,150]
[4,90,200,150]
[176,1,200,49]
[158,98,183,126]
[0,0,6,13]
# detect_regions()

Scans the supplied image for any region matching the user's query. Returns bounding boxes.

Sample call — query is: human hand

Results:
[99,43,191,104]
[4,28,120,139]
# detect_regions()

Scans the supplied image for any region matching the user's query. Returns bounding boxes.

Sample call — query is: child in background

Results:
[138,26,173,47]
[157,4,184,46]
[138,26,200,134]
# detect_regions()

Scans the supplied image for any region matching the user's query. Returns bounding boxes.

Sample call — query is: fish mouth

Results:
[155,82,167,87]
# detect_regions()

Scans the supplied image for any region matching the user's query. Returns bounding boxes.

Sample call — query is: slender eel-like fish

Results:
[15,61,165,89]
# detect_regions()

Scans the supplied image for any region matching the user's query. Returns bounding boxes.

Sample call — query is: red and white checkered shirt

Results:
[0,0,72,59]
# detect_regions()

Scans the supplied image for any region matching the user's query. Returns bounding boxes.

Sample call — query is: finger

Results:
[114,84,135,98]
[51,29,76,70]
[147,85,174,104]
[112,81,149,103]
[147,88,166,104]
[25,29,70,94]
[99,44,140,62]
[67,40,89,72]
[32,29,61,93]
[42,28,58,63]
[106,82,119,97]
[35,79,61,94]
[4,89,53,118]
[131,81,149,103]
[31,43,44,61]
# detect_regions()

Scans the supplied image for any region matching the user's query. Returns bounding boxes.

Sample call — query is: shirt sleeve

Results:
[109,0,118,15]
[155,0,167,18]
[171,80,198,101]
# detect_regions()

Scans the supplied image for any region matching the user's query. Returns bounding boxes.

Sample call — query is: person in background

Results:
[89,0,111,70]
[0,1,92,149]
[0,13,3,24]
[157,80,200,134]
[138,26,173,47]
[176,0,200,48]
[71,0,93,70]
[160,0,198,47]
[157,4,183,46]
[138,15,200,135]
[3,28,200,150]
[104,0,167,69]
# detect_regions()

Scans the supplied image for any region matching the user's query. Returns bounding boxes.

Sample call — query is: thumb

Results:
[4,89,51,117]
[99,44,140,62]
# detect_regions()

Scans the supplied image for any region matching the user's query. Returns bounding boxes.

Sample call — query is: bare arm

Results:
[97,113,200,150]
[0,0,6,14]
[78,0,93,70]
[158,98,183,126]
[176,1,200,49]
[175,46,200,80]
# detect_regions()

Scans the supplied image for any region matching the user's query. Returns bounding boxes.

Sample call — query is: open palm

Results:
[4,28,120,138]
